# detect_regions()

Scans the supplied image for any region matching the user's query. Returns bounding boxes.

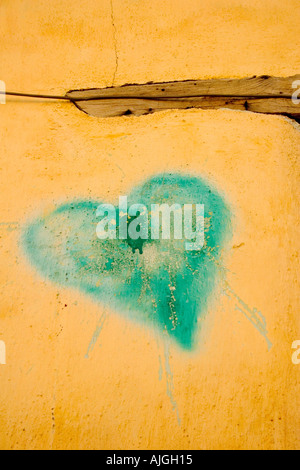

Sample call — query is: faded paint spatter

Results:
[85,311,107,359]
[164,340,181,426]
[0,222,19,232]
[223,282,272,351]
[204,246,272,349]
[158,355,163,382]
[21,173,232,351]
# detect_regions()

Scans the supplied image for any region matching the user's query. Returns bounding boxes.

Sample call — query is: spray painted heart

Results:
[22,173,232,350]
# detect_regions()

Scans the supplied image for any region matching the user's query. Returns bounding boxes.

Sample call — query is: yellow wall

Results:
[0,0,299,450]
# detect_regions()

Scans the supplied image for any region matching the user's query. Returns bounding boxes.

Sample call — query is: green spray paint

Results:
[21,173,232,350]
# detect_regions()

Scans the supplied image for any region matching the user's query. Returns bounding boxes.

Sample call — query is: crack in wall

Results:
[110,0,119,86]
[67,76,300,124]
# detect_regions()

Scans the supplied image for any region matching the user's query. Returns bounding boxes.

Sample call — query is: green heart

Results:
[22,173,232,350]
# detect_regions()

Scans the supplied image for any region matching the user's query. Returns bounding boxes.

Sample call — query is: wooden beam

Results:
[67,75,300,121]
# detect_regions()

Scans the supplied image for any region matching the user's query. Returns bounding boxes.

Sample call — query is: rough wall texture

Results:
[0,0,299,450]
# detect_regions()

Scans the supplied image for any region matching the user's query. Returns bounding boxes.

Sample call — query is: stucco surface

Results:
[1,0,300,91]
[0,0,299,450]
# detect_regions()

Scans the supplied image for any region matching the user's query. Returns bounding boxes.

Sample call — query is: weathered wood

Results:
[67,75,300,121]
